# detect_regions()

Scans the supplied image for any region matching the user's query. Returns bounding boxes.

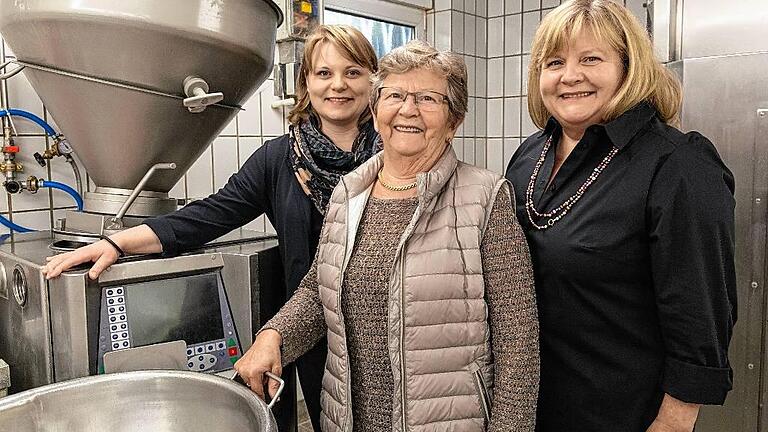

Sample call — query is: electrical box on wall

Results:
[274,0,323,102]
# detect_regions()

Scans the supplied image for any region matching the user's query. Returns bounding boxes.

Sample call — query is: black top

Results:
[144,134,323,297]
[505,103,737,432]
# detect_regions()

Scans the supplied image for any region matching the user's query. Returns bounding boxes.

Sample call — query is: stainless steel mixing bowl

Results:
[0,370,280,431]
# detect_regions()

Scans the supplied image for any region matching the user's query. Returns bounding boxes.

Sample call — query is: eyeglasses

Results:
[377,87,449,112]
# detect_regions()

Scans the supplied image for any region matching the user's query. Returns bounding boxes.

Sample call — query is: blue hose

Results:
[0,214,35,233]
[41,180,84,211]
[0,108,57,136]
[0,180,83,234]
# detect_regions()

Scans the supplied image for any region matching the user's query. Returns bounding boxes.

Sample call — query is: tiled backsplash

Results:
[0,0,647,234]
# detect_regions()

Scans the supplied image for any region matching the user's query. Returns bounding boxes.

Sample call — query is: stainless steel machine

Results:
[0,0,286,405]
[649,0,768,430]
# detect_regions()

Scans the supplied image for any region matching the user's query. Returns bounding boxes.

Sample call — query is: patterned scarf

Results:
[289,115,381,213]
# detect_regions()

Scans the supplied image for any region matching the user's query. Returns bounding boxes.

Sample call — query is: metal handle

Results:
[104,162,176,230]
[183,76,224,113]
[231,370,285,410]
[0,61,25,80]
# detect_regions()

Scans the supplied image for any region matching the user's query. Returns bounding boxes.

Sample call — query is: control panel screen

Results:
[124,273,224,348]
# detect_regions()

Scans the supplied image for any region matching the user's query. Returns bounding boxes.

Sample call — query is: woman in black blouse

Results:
[505,1,736,431]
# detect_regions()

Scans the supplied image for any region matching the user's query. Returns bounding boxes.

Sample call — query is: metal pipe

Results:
[107,162,176,228]
[66,156,83,198]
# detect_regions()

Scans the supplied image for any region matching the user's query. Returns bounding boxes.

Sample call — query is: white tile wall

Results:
[487,58,504,97]
[488,0,505,18]
[504,56,522,96]
[505,14,523,55]
[487,17,505,57]
[506,0,523,15]
[487,138,505,174]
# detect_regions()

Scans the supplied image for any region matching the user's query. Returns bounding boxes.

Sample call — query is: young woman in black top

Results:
[505,1,736,431]
[42,24,381,431]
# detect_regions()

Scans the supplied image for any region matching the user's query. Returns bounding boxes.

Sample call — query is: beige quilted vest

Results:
[316,146,507,432]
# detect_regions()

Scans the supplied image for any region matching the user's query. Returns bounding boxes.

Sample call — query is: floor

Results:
[298,397,314,432]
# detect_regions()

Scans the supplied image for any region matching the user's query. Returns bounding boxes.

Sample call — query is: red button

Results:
[228,347,238,356]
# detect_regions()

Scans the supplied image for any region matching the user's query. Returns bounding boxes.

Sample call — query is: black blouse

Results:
[505,103,737,432]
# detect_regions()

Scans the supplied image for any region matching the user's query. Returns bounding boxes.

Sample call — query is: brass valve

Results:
[0,161,22,174]
[34,136,72,167]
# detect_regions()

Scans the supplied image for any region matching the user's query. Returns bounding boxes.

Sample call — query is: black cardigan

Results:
[144,134,323,295]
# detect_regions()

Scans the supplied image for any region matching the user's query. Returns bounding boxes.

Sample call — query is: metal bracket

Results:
[0,60,25,81]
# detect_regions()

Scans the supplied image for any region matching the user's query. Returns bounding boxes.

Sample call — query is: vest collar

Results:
[340,145,459,203]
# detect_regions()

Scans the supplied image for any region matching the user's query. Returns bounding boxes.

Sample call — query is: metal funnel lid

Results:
[0,0,282,195]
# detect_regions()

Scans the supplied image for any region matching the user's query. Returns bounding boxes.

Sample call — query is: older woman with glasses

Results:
[239,40,539,431]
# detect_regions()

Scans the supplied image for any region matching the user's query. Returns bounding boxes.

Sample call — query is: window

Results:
[324,0,425,58]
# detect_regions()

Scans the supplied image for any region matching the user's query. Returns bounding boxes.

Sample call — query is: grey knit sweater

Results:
[265,188,539,431]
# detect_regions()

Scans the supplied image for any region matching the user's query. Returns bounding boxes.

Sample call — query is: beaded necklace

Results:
[525,136,619,230]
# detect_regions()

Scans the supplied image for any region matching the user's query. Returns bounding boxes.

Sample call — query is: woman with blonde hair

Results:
[242,39,539,431]
[42,24,380,431]
[505,1,736,431]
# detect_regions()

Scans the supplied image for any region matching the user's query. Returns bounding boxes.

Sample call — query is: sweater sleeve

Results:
[483,184,540,432]
[261,250,327,365]
[143,138,277,256]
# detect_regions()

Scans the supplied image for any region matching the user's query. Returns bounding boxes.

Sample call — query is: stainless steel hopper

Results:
[0,0,283,220]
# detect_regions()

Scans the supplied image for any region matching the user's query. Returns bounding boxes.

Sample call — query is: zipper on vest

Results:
[339,179,354,432]
[395,188,425,432]
[400,249,408,432]
[473,368,492,423]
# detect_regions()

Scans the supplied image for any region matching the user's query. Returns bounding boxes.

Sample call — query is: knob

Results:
[183,76,224,113]
[34,152,46,167]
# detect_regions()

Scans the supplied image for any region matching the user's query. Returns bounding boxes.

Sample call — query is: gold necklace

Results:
[377,170,417,191]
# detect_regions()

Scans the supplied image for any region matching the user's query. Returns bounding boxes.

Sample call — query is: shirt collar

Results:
[537,102,658,149]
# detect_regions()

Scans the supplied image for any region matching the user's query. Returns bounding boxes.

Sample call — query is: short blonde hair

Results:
[370,40,468,128]
[527,0,682,128]
[287,24,378,125]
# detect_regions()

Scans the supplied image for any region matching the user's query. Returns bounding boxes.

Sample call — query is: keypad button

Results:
[108,299,114,305]
[188,362,194,369]
[116,288,123,295]
[186,348,194,356]
[106,289,114,296]
[122,341,129,347]
[121,324,127,330]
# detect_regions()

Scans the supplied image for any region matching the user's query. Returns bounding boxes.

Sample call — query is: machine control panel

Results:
[96,271,242,374]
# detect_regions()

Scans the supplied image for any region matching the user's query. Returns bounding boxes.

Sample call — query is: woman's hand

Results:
[42,239,120,280]
[646,394,700,432]
[41,225,162,280]
[234,329,283,400]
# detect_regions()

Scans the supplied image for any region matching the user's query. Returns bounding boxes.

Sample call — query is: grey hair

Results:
[370,40,468,128]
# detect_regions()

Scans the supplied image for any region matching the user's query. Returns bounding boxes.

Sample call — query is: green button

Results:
[227,338,237,347]
[98,364,105,374]
[229,356,240,365]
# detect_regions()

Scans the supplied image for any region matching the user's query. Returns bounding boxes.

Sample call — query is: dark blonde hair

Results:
[370,40,468,128]
[527,0,682,128]
[287,24,378,125]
